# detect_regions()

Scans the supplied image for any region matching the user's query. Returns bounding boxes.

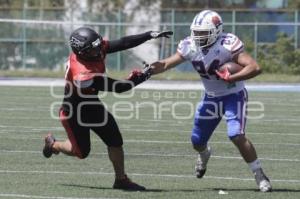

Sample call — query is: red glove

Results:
[127,68,150,86]
[127,69,142,81]
[127,62,152,86]
[215,67,231,82]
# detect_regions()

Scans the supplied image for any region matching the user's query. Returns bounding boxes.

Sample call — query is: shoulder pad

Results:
[220,33,244,54]
[177,37,195,59]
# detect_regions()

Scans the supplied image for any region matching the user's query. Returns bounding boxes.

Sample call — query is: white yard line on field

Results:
[0,150,299,163]
[1,135,300,147]
[1,129,300,137]
[124,139,300,147]
[1,78,300,92]
[0,108,49,111]
[0,170,299,183]
[0,194,121,199]
[1,124,300,136]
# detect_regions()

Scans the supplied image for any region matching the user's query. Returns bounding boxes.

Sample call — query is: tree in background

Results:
[0,0,66,69]
[160,0,262,9]
[287,0,300,9]
[258,33,300,74]
[0,0,64,7]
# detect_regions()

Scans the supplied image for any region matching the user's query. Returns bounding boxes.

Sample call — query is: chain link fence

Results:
[0,7,299,72]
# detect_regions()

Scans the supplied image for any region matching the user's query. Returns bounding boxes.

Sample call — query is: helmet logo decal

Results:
[70,37,84,50]
[92,38,101,47]
[212,16,222,28]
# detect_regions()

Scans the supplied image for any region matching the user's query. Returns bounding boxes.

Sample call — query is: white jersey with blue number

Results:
[177,32,245,97]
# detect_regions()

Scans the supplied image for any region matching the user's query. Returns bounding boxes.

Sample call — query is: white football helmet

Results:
[190,10,223,48]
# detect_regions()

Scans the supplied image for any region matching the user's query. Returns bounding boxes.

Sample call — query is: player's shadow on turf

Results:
[61,184,212,192]
[270,189,300,192]
[61,184,165,192]
[212,188,300,192]
[62,184,113,190]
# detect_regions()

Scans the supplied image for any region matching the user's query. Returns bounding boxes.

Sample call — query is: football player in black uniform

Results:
[43,27,172,190]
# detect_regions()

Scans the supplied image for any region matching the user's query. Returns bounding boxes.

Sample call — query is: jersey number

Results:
[192,60,220,79]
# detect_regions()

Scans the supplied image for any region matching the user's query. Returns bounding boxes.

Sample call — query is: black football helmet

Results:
[69,27,103,61]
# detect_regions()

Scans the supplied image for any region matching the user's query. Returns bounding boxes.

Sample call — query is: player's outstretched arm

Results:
[85,70,149,93]
[150,52,185,75]
[107,30,173,53]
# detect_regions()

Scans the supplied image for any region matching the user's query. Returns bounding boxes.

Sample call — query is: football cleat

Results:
[195,146,211,178]
[113,175,146,191]
[43,133,58,158]
[254,168,272,192]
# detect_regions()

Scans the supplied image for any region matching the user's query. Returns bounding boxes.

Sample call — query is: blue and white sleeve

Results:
[177,37,193,60]
[222,33,244,59]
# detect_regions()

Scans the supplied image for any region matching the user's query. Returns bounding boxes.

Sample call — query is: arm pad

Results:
[91,75,135,93]
[107,31,152,53]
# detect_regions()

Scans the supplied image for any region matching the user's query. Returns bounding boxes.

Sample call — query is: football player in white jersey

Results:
[149,10,272,192]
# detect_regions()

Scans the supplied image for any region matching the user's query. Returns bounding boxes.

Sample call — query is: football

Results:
[218,62,243,74]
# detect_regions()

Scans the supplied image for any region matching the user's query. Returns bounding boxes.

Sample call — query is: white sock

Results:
[248,159,262,173]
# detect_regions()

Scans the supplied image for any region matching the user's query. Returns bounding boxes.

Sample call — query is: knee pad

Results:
[191,125,211,146]
[191,134,200,145]
[191,133,207,146]
[227,122,243,138]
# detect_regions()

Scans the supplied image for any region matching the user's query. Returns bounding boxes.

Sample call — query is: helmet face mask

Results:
[190,10,223,48]
[69,27,103,61]
[191,30,211,47]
